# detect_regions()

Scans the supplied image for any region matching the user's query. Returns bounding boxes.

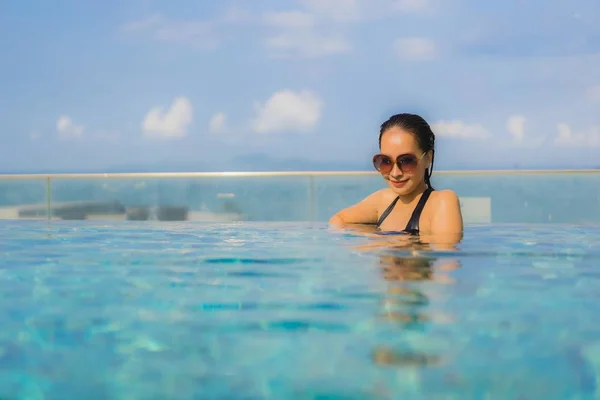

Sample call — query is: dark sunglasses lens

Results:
[398,155,418,172]
[373,155,393,172]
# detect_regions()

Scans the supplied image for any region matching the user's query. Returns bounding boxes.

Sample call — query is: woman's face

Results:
[377,127,431,196]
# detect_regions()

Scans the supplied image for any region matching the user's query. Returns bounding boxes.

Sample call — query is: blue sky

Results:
[1,0,599,172]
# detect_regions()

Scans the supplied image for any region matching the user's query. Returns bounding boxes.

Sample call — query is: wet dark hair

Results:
[378,113,436,190]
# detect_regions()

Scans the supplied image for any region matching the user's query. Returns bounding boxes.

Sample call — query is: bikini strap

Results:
[376,196,400,228]
[404,187,433,233]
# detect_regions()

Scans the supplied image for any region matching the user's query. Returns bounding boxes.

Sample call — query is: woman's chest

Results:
[377,202,433,233]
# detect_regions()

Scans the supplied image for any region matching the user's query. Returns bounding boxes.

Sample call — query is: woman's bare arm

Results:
[328,190,384,226]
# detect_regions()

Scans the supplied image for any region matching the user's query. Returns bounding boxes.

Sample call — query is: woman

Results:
[329,113,463,241]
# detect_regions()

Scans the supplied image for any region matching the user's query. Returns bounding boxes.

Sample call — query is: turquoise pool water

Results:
[1,221,600,399]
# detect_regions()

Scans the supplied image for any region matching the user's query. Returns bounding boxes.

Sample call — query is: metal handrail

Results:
[0,169,599,180]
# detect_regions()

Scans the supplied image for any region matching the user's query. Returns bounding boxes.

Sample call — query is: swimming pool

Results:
[1,220,600,399]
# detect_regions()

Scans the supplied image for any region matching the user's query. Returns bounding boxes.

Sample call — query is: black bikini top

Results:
[375,187,433,235]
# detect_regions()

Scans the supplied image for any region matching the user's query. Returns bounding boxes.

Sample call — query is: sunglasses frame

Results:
[372,152,427,174]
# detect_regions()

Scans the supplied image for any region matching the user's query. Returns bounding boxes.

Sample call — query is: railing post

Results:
[46,176,52,220]
[308,175,315,221]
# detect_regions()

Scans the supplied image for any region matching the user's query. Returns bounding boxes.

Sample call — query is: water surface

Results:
[1,221,599,399]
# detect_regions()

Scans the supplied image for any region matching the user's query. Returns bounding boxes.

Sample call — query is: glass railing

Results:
[0,170,598,224]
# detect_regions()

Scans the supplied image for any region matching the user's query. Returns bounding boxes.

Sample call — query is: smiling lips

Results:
[389,178,408,188]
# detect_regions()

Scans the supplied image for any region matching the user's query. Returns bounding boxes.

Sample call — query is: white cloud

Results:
[262,2,358,58]
[265,32,350,58]
[122,2,424,58]
[125,8,352,58]
[393,37,437,61]
[431,120,490,139]
[142,96,193,139]
[586,85,600,101]
[252,89,323,134]
[434,115,546,146]
[556,123,572,143]
[56,115,84,139]
[554,123,600,147]
[209,112,227,134]
[507,114,526,143]
[505,115,545,148]
[261,0,415,59]
[122,1,411,60]
[121,8,252,50]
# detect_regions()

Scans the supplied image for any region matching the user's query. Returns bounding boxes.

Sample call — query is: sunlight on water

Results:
[1,221,600,399]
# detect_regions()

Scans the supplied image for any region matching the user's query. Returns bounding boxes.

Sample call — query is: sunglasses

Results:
[372,153,426,174]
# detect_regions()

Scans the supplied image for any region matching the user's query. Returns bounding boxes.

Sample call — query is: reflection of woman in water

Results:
[379,254,459,283]
[329,113,463,245]
[372,254,460,368]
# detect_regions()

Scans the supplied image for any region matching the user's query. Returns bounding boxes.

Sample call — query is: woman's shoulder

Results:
[426,189,464,236]
[429,189,461,212]
[360,188,399,212]
[431,188,459,201]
